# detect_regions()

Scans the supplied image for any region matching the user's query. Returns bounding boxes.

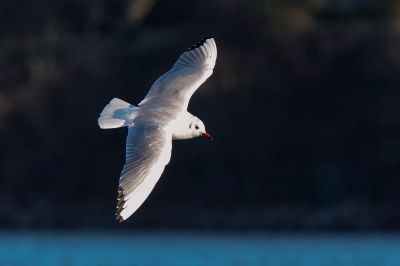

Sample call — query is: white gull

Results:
[98,38,217,222]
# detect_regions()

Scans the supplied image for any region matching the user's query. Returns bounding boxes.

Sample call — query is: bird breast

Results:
[170,113,195,140]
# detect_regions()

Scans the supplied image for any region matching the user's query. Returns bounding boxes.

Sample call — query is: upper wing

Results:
[116,124,172,222]
[139,37,217,112]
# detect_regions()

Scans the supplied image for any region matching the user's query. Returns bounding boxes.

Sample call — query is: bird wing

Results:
[116,123,172,222]
[139,37,217,112]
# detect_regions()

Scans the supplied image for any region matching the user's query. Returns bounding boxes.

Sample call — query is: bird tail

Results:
[98,98,137,129]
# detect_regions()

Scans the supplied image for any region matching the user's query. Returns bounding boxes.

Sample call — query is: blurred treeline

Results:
[1,0,400,230]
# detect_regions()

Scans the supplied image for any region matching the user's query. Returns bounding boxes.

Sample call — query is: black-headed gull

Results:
[98,38,217,222]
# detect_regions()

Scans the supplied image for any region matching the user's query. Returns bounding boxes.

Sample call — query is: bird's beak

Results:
[202,132,213,141]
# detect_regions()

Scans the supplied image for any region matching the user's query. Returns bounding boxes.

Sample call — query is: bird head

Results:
[190,117,213,140]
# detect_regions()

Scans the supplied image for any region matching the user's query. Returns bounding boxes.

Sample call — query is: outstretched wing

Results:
[139,37,217,112]
[116,124,172,222]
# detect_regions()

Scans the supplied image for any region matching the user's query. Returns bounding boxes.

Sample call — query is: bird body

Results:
[98,38,217,222]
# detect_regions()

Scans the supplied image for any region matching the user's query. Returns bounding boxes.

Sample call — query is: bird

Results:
[98,38,217,222]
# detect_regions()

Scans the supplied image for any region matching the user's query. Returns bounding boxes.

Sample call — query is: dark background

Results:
[1,0,400,231]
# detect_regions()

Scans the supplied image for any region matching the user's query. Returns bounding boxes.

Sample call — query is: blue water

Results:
[0,231,399,266]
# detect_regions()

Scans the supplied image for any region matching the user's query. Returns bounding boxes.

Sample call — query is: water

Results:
[0,231,399,266]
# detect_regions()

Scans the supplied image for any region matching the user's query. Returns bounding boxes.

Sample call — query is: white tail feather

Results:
[98,98,137,129]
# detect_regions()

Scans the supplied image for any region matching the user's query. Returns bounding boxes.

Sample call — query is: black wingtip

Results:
[186,37,213,51]
[115,186,126,223]
[116,214,124,223]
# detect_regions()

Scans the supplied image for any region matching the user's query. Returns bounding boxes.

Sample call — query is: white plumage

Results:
[98,38,217,222]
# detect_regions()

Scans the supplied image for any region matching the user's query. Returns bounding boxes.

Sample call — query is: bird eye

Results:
[195,125,199,130]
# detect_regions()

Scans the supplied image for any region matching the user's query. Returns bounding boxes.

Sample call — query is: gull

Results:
[98,38,217,222]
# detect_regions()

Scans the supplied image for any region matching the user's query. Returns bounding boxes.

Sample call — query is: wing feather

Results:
[139,38,217,112]
[115,124,172,222]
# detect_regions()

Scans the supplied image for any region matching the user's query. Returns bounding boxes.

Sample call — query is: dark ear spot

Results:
[189,122,192,129]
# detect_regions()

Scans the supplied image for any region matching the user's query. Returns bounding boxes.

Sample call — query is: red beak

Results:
[202,132,213,141]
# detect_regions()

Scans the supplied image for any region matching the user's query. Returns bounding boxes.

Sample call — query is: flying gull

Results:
[98,38,217,222]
